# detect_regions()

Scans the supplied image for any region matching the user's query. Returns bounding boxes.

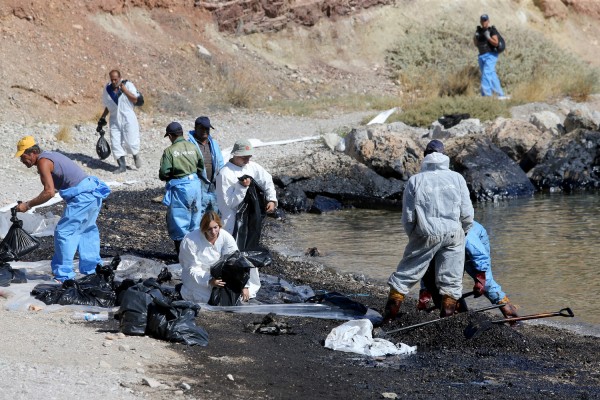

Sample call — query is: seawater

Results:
[274,193,600,327]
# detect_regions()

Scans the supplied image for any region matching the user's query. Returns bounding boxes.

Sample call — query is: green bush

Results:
[388,96,511,127]
[386,21,600,104]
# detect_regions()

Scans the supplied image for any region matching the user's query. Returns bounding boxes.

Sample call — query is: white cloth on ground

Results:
[324,319,417,357]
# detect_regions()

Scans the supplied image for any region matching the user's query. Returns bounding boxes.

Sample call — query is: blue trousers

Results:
[478,52,504,97]
[53,177,110,281]
[199,182,219,218]
[164,176,202,241]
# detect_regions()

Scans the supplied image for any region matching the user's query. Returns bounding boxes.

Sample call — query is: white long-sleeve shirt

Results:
[178,229,238,303]
[216,160,278,233]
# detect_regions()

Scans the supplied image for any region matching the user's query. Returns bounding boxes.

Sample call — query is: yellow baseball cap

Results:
[14,136,36,157]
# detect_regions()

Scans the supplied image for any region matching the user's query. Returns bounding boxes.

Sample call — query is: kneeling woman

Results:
[179,211,261,303]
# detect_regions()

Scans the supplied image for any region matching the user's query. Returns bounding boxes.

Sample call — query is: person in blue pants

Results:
[15,136,111,282]
[418,220,519,319]
[187,116,224,217]
[474,14,506,98]
[159,122,205,255]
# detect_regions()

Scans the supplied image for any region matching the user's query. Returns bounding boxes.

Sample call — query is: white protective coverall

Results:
[216,160,278,234]
[179,228,261,302]
[102,80,140,159]
[388,152,474,300]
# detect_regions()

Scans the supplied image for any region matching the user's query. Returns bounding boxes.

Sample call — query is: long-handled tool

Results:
[464,307,575,339]
[383,303,506,335]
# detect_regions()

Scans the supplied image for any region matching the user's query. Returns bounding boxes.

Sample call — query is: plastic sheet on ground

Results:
[367,108,398,125]
[324,319,417,357]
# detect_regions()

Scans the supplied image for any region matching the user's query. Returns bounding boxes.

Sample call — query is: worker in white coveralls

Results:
[216,139,278,299]
[97,69,142,174]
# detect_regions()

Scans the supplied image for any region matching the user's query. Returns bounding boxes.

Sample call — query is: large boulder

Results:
[489,118,553,172]
[273,145,405,208]
[344,125,423,180]
[446,136,536,202]
[529,111,564,135]
[528,129,600,192]
[430,118,484,140]
[564,110,598,133]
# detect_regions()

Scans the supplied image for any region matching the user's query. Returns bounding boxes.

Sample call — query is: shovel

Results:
[383,303,506,336]
[464,307,575,339]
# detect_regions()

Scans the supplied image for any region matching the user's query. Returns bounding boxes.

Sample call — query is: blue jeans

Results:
[478,52,504,97]
[199,181,219,218]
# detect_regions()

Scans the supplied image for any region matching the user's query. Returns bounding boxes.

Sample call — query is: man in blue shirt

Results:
[187,116,225,217]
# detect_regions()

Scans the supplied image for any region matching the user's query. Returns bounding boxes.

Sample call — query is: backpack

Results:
[492,26,505,54]
[121,80,145,106]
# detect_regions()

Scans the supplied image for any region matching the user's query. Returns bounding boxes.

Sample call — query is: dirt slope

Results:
[0,0,599,125]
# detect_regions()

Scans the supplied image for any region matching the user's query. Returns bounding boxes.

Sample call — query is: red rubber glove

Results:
[473,272,486,298]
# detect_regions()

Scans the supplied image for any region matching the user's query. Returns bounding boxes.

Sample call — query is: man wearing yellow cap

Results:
[15,136,111,282]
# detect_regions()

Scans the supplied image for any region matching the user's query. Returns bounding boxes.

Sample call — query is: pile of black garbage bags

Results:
[31,256,209,346]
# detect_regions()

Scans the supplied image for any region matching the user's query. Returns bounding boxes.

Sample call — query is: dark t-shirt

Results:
[475,26,499,55]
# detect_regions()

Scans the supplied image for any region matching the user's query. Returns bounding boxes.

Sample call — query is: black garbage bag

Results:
[241,248,272,269]
[208,251,255,306]
[96,130,111,160]
[438,113,471,129]
[0,262,27,286]
[0,206,40,262]
[147,298,209,346]
[31,263,117,307]
[232,179,267,251]
[117,279,167,336]
[305,292,368,315]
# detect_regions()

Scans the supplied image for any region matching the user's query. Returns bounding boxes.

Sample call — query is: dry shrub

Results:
[264,94,400,117]
[439,65,480,97]
[212,62,261,108]
[55,124,72,142]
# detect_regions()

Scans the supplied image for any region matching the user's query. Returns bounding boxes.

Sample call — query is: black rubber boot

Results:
[133,154,142,169]
[113,156,126,174]
[174,240,182,256]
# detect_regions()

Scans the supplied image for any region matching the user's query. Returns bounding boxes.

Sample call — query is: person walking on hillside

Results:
[97,69,142,174]
[383,140,474,323]
[474,14,507,99]
[14,136,111,282]
[159,122,205,255]
[418,220,519,320]
[187,116,225,216]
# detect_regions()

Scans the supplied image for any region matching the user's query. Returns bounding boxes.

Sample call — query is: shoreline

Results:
[2,187,600,398]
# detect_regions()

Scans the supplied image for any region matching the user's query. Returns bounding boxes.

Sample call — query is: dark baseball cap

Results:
[195,116,215,130]
[165,121,183,137]
[424,139,445,156]
[480,14,489,21]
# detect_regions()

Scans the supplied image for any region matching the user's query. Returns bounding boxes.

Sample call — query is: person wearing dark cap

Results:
[159,122,205,254]
[474,14,507,98]
[187,116,225,216]
[383,139,474,324]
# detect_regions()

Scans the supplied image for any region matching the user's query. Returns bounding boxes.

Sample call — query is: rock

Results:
[534,0,568,20]
[196,44,212,61]
[446,136,536,201]
[179,382,191,390]
[381,393,398,399]
[98,360,112,369]
[344,125,422,180]
[227,374,234,381]
[322,133,342,151]
[309,195,342,214]
[136,368,145,374]
[564,110,597,133]
[277,186,309,213]
[118,344,130,352]
[489,118,553,172]
[528,129,600,191]
[142,377,162,388]
[529,111,564,135]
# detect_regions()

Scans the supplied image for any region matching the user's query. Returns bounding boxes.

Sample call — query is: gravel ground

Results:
[2,108,600,399]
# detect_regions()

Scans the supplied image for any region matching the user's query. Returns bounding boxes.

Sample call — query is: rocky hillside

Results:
[0,0,599,125]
